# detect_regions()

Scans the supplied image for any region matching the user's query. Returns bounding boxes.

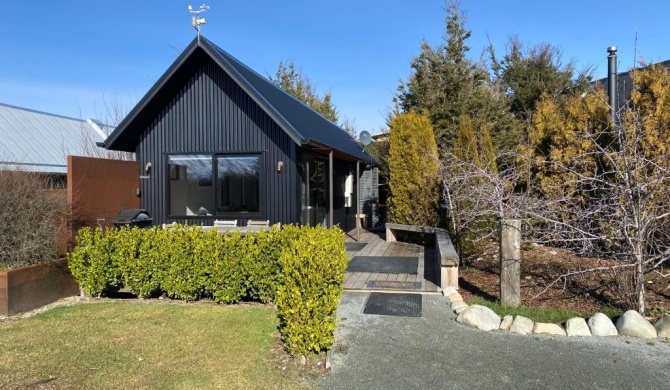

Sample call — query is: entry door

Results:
[300,156,329,227]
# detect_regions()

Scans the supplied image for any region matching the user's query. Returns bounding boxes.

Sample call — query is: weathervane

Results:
[188,4,209,41]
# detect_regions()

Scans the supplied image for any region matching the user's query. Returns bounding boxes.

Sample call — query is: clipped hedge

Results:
[276,226,347,355]
[67,224,347,355]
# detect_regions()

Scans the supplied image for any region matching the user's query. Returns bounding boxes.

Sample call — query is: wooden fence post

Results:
[499,219,521,307]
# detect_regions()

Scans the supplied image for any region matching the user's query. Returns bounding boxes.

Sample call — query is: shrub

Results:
[0,167,68,270]
[68,224,348,355]
[276,226,348,355]
[157,226,205,301]
[208,231,249,303]
[67,227,122,296]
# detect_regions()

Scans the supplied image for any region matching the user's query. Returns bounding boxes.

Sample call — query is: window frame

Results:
[165,152,265,219]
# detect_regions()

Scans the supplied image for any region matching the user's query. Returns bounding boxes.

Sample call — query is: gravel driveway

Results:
[317,291,670,390]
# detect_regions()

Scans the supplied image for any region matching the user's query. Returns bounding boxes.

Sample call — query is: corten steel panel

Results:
[138,59,298,226]
[0,259,80,316]
[67,156,140,233]
[0,273,7,316]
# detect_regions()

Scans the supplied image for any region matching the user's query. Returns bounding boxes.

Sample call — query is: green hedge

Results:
[67,224,347,355]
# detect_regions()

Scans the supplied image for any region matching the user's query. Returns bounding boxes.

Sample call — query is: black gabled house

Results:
[101,36,373,229]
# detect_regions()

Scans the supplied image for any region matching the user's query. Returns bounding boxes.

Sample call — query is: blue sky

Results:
[1,1,668,134]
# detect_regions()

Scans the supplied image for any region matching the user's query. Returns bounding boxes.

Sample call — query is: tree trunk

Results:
[499,219,522,307]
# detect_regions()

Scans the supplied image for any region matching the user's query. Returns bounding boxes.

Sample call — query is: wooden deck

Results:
[344,229,439,293]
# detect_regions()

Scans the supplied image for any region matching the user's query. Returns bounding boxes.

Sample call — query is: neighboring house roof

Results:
[102,36,372,162]
[595,59,670,110]
[371,131,389,142]
[0,103,110,174]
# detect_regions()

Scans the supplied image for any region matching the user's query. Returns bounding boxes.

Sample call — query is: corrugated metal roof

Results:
[206,39,372,162]
[104,36,373,163]
[0,103,110,174]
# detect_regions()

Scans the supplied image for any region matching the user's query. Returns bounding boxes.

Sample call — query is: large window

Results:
[168,154,261,217]
[217,156,260,213]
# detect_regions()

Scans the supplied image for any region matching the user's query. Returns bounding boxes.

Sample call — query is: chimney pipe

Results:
[607,46,617,123]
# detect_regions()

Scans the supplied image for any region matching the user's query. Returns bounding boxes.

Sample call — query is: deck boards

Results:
[344,229,438,293]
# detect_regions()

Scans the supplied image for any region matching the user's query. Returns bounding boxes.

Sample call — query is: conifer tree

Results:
[270,59,339,123]
[387,112,440,226]
[396,2,519,157]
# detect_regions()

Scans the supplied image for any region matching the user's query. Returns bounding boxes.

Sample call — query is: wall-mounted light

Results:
[277,161,284,172]
[145,162,152,173]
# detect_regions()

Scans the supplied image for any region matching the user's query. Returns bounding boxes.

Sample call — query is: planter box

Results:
[0,259,80,316]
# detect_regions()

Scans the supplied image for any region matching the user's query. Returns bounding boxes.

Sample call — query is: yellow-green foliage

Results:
[454,115,481,167]
[275,226,347,355]
[526,87,610,200]
[67,227,122,296]
[627,64,670,162]
[388,111,441,226]
[67,224,346,355]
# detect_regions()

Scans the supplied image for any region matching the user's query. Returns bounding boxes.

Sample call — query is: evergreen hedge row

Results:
[67,224,347,355]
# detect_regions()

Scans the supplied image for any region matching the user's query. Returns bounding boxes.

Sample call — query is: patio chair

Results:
[246,220,270,227]
[214,219,238,226]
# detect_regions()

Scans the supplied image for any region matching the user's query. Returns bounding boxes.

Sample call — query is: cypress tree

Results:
[387,112,441,226]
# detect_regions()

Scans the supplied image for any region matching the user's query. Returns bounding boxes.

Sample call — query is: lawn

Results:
[0,301,308,389]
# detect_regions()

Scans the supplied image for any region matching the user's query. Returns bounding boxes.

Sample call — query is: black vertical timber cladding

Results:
[359,167,379,228]
[137,58,297,226]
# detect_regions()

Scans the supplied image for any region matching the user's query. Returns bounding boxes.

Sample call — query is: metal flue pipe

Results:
[607,46,618,123]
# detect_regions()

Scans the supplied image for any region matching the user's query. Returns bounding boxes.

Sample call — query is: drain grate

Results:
[347,256,418,274]
[345,242,368,252]
[366,280,422,291]
[363,292,422,317]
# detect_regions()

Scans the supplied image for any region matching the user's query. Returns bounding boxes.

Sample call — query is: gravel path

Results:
[317,291,670,390]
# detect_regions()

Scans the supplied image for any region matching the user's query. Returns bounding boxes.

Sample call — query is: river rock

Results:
[533,322,566,336]
[442,287,458,297]
[499,315,514,331]
[587,313,618,336]
[451,300,467,310]
[456,305,501,331]
[453,303,469,315]
[654,316,670,338]
[447,293,464,303]
[616,310,657,339]
[509,315,534,335]
[565,317,591,336]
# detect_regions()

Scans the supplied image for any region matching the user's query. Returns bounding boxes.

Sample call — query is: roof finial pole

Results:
[188,4,209,42]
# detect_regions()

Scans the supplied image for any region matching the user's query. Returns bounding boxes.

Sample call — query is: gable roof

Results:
[0,103,109,174]
[102,36,371,162]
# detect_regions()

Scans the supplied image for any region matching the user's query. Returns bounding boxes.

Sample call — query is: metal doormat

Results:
[345,242,368,252]
[363,293,422,317]
[366,280,422,291]
[347,256,418,274]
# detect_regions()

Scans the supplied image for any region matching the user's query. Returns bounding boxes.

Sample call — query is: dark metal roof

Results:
[594,59,670,111]
[103,36,372,162]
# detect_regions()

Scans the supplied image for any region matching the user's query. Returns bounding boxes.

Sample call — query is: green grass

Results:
[467,297,622,323]
[0,302,307,389]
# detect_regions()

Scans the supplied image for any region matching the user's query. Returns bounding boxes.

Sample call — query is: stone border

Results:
[442,287,670,340]
[385,223,459,289]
